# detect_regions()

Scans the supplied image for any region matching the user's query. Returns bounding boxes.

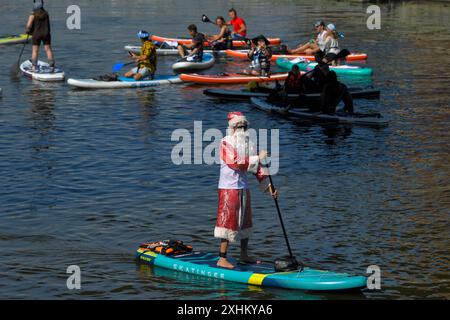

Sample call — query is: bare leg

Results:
[44,45,54,62]
[124,70,134,78]
[289,42,312,54]
[31,45,40,70]
[217,239,234,269]
[177,45,185,58]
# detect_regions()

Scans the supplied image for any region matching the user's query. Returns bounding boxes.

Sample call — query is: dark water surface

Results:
[0,0,449,299]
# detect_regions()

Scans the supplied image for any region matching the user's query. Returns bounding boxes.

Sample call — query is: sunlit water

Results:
[0,0,449,299]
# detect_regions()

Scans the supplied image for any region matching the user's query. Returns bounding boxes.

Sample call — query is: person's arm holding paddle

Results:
[25,14,35,35]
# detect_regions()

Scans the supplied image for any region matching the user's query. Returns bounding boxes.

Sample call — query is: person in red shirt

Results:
[228,8,247,40]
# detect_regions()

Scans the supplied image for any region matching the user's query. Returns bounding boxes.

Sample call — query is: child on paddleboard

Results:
[125,30,157,80]
[215,112,277,269]
[25,0,55,72]
[245,35,272,77]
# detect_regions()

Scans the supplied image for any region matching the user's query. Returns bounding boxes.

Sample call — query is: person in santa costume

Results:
[215,111,277,269]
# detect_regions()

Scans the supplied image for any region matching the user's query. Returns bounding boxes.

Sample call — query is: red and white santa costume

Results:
[214,112,269,242]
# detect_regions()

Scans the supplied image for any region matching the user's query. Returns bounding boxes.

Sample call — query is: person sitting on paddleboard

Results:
[284,65,303,94]
[322,24,341,66]
[228,8,247,40]
[25,0,55,72]
[206,16,233,50]
[125,30,157,80]
[177,24,205,62]
[320,71,353,114]
[287,21,327,55]
[215,112,277,269]
[244,35,272,77]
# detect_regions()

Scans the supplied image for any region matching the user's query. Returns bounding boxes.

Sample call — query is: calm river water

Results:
[0,0,449,299]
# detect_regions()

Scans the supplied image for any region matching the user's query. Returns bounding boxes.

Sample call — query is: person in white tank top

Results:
[322,24,341,65]
[287,21,327,55]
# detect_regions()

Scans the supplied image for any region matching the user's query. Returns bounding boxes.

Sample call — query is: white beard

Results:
[233,130,254,163]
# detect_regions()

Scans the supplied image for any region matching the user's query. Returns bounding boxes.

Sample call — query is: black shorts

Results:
[32,34,51,46]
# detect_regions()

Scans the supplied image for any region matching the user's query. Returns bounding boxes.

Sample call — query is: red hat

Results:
[228,111,248,128]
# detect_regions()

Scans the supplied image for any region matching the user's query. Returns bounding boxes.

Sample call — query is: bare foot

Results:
[217,257,235,269]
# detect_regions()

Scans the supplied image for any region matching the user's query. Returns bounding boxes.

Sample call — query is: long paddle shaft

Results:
[266,171,295,260]
[10,34,29,76]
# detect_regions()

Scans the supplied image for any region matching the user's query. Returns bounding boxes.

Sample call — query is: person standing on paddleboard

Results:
[125,30,157,80]
[228,8,247,41]
[245,35,272,77]
[177,24,205,62]
[25,0,55,72]
[215,112,277,269]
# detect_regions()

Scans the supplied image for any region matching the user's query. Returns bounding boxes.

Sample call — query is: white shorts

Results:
[130,67,153,78]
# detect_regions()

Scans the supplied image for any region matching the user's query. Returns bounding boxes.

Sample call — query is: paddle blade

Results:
[201,14,211,23]
[9,62,20,78]
[112,63,124,72]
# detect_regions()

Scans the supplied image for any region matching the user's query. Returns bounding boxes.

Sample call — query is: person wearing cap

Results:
[228,8,247,40]
[177,24,205,62]
[322,23,341,65]
[125,30,157,80]
[25,0,55,72]
[244,35,272,76]
[215,112,277,269]
[287,21,327,55]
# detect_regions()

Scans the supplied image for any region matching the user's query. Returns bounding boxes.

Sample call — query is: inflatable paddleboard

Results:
[67,75,182,89]
[226,49,368,62]
[180,72,289,84]
[172,53,215,73]
[277,57,373,76]
[0,34,31,45]
[125,45,247,56]
[251,97,388,127]
[20,60,65,81]
[152,35,281,47]
[136,246,367,291]
[203,88,380,101]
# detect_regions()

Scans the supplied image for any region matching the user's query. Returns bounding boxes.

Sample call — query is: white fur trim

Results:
[214,227,252,242]
[228,115,248,128]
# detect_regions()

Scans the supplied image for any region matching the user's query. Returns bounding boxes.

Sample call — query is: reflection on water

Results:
[0,0,449,299]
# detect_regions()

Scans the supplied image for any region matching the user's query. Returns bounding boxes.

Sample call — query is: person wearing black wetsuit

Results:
[302,51,330,93]
[320,71,354,114]
[25,0,55,71]
[177,24,205,62]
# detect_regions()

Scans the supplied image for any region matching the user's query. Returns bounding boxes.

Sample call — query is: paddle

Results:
[264,163,303,272]
[300,48,351,78]
[112,61,135,72]
[201,14,214,24]
[202,14,252,47]
[10,34,29,77]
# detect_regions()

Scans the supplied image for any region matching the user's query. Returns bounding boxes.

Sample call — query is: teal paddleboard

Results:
[136,247,367,291]
[276,57,373,77]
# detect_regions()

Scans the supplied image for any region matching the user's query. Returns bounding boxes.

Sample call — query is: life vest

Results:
[285,71,302,90]
[139,240,193,256]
